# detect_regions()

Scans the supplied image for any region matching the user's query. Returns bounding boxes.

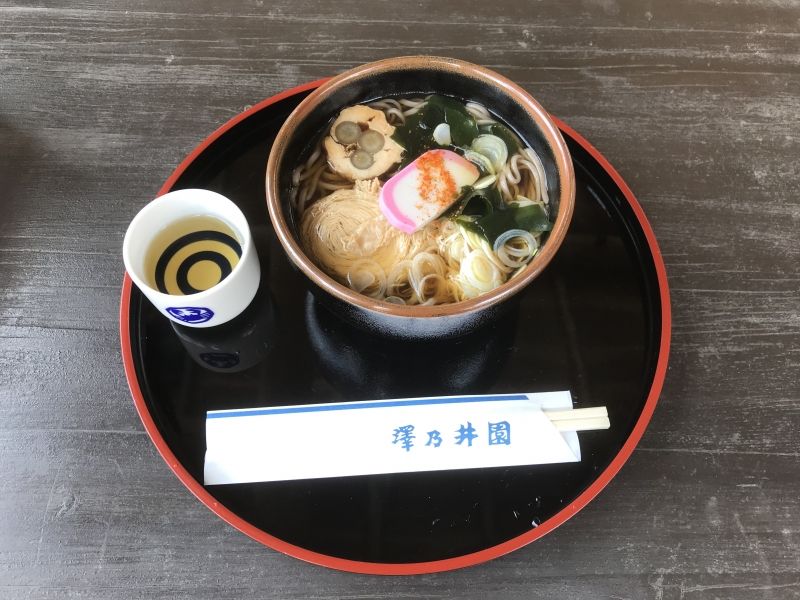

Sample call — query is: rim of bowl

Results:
[266,56,575,318]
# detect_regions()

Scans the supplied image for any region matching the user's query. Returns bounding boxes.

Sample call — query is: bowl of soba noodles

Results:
[266,56,575,338]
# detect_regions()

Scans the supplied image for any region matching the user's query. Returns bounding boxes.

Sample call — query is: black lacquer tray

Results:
[120,81,670,574]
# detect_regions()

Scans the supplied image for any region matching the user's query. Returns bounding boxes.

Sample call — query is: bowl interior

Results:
[276,64,564,255]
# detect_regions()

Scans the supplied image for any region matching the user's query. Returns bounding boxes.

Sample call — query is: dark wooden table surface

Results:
[2,1,798,598]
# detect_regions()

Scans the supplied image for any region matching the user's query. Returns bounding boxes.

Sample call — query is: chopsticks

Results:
[543,406,610,432]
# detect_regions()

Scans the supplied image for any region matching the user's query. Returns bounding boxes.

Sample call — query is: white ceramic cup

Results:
[123,189,260,328]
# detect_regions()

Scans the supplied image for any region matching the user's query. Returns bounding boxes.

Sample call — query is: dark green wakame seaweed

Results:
[450,187,551,244]
[391,95,479,165]
[479,122,521,155]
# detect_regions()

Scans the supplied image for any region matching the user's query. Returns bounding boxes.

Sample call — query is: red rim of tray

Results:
[119,79,671,575]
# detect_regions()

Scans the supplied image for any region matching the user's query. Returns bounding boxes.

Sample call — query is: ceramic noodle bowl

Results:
[266,56,575,339]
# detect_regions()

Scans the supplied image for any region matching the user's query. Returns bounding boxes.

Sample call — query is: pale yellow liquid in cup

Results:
[143,215,241,296]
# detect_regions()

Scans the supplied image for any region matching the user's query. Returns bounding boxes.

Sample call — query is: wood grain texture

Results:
[1,0,798,598]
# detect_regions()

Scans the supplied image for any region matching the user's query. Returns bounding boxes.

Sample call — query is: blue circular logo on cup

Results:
[166,306,214,324]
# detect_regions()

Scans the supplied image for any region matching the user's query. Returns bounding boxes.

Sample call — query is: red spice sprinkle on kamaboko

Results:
[416,151,457,209]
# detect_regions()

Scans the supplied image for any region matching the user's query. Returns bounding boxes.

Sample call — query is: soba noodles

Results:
[293,95,552,305]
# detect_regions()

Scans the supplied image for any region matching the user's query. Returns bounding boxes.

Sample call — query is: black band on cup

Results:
[155,230,242,294]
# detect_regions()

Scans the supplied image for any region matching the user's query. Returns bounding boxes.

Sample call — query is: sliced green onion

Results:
[346,260,386,297]
[512,195,537,207]
[471,134,508,172]
[433,122,452,146]
[493,229,538,269]
[473,174,497,190]
[459,249,503,296]
[463,150,495,175]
